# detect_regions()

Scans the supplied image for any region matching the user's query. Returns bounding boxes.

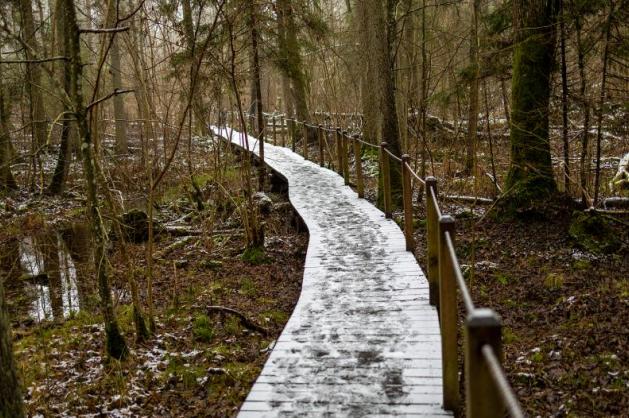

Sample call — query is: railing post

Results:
[291,119,296,152]
[401,155,414,251]
[465,309,503,418]
[272,116,277,145]
[426,176,439,306]
[438,215,459,412]
[280,116,286,147]
[318,125,324,167]
[353,135,364,198]
[302,123,309,160]
[342,131,350,186]
[380,142,392,218]
[336,128,343,175]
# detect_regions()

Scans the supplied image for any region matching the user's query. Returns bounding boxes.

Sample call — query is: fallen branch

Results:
[444,195,494,205]
[207,305,269,336]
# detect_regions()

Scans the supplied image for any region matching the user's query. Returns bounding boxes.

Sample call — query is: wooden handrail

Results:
[217,113,525,418]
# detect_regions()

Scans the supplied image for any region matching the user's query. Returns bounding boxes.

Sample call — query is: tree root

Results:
[207,305,269,336]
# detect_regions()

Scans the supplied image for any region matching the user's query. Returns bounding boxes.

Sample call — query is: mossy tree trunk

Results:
[48,0,72,195]
[504,0,559,210]
[277,0,311,132]
[0,277,25,418]
[106,0,128,155]
[0,76,18,191]
[63,0,128,359]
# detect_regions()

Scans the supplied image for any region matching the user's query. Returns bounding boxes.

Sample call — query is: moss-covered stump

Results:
[569,210,622,254]
[118,209,160,243]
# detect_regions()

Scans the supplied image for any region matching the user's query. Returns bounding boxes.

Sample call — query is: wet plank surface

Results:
[212,127,450,417]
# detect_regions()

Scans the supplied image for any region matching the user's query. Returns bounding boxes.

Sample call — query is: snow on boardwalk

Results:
[213,127,450,417]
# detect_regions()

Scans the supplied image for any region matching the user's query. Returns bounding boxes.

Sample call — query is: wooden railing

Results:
[212,111,525,418]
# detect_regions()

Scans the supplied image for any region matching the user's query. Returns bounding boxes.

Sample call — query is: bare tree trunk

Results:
[19,0,48,148]
[0,276,24,418]
[559,0,570,193]
[464,0,480,175]
[576,13,590,206]
[355,0,380,145]
[0,77,18,191]
[106,0,128,155]
[249,0,265,190]
[63,0,128,359]
[593,2,614,205]
[277,0,310,129]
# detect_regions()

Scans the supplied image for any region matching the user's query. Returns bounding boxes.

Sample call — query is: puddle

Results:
[13,223,94,323]
[20,235,80,321]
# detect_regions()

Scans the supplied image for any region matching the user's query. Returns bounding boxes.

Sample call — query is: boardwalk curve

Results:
[213,127,451,417]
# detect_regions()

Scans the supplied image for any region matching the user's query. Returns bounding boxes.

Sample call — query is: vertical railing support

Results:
[401,155,414,251]
[336,128,343,175]
[272,116,277,145]
[465,309,503,418]
[280,116,286,147]
[318,125,324,167]
[426,176,439,306]
[302,123,308,160]
[291,119,296,152]
[353,135,364,198]
[439,215,459,412]
[380,142,392,218]
[342,131,350,186]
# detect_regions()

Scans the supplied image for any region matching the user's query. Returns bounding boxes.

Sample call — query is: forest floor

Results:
[413,201,629,417]
[1,148,308,416]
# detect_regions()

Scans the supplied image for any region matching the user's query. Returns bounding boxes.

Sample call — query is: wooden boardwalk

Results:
[213,127,451,417]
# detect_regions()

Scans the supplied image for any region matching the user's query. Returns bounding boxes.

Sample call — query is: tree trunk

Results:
[503,0,558,211]
[47,0,72,195]
[19,0,48,149]
[559,0,570,193]
[0,76,18,191]
[249,0,265,191]
[576,13,590,206]
[0,276,24,418]
[106,0,128,155]
[593,3,613,205]
[464,0,480,175]
[63,0,128,359]
[277,0,310,130]
[355,0,380,145]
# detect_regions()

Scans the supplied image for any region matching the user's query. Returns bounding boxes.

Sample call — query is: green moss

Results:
[572,259,591,270]
[494,272,511,285]
[164,356,206,390]
[241,246,270,265]
[192,314,214,342]
[260,309,288,325]
[239,278,257,297]
[544,273,564,290]
[569,211,622,254]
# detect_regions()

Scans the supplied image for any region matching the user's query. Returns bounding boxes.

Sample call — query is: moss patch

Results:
[569,211,622,254]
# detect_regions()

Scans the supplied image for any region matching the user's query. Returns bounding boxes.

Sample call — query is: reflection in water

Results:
[20,234,80,322]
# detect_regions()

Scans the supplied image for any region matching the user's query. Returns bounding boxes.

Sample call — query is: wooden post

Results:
[401,155,414,251]
[336,128,343,175]
[426,176,439,306]
[272,116,277,145]
[280,116,286,147]
[291,119,296,152]
[342,131,350,185]
[439,215,459,411]
[318,125,325,167]
[466,309,504,418]
[302,123,308,160]
[353,135,364,198]
[381,142,392,218]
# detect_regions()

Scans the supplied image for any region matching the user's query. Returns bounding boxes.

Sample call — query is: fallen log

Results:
[207,305,269,336]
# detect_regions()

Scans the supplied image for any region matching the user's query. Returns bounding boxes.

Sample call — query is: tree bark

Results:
[0,275,24,418]
[106,0,128,155]
[0,76,18,191]
[19,0,48,148]
[63,0,128,359]
[464,0,480,175]
[503,0,558,211]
